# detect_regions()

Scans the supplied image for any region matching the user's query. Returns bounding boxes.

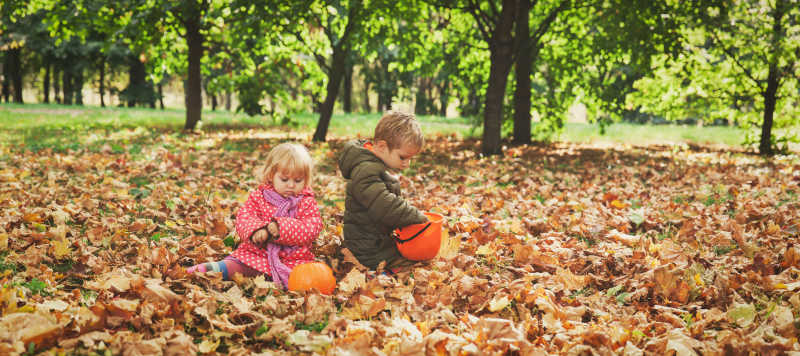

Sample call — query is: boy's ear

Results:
[374,140,389,152]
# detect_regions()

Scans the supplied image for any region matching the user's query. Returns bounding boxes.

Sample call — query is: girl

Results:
[187,143,323,288]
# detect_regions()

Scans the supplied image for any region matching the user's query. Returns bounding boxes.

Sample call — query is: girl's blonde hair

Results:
[257,143,314,187]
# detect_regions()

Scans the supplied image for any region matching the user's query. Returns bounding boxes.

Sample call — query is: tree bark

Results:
[343,56,353,113]
[512,0,532,145]
[438,78,449,117]
[75,68,84,105]
[7,48,23,103]
[128,55,146,107]
[362,81,370,113]
[1,55,8,103]
[1,61,8,103]
[759,0,786,156]
[63,68,73,105]
[760,67,778,155]
[159,83,165,109]
[183,10,205,131]
[313,44,347,141]
[482,0,517,155]
[415,78,429,115]
[98,58,105,107]
[43,61,51,104]
[53,65,61,104]
[225,89,231,111]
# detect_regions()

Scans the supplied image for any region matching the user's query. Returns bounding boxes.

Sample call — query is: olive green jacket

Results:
[337,140,427,269]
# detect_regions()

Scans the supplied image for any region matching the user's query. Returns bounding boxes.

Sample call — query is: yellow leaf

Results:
[52,238,71,259]
[774,283,787,290]
[165,220,178,228]
[198,338,220,353]
[0,233,7,251]
[693,273,705,287]
[610,200,627,209]
[488,295,510,312]
[475,244,495,255]
[435,229,459,259]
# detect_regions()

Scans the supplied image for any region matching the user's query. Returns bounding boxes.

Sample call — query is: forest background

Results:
[1,0,800,355]
[1,0,798,155]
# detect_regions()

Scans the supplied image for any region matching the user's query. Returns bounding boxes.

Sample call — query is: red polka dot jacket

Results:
[230,184,323,275]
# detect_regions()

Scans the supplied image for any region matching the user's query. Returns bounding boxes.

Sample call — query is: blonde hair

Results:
[373,111,424,149]
[257,143,313,187]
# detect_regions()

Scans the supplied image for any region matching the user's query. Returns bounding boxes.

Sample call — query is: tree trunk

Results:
[74,68,84,105]
[225,90,231,111]
[759,0,786,156]
[343,56,353,113]
[99,58,105,107]
[53,65,61,104]
[415,77,431,115]
[1,60,8,103]
[362,81,370,113]
[438,79,449,117]
[760,68,778,155]
[512,0,532,145]
[211,93,217,111]
[128,55,146,107]
[8,48,23,103]
[482,0,517,156]
[183,14,204,131]
[43,61,51,104]
[159,83,165,109]
[63,68,73,105]
[313,44,347,142]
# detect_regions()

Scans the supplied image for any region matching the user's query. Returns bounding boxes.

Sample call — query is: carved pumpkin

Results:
[394,212,443,261]
[288,262,336,295]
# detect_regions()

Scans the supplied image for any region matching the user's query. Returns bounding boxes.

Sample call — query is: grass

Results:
[560,122,746,147]
[0,102,788,152]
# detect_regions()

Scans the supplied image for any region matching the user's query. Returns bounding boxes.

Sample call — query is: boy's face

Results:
[272,171,306,197]
[373,140,420,170]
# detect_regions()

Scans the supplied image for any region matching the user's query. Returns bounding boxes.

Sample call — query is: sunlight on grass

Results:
[2,103,794,153]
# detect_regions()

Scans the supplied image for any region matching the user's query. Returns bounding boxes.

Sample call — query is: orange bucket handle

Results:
[394,222,432,243]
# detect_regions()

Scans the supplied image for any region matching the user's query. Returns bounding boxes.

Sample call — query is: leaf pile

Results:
[1,132,799,355]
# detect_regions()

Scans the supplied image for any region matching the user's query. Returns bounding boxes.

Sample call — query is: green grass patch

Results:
[2,103,792,151]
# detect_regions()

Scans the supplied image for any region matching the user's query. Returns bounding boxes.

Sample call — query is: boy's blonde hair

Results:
[257,143,313,187]
[373,111,424,149]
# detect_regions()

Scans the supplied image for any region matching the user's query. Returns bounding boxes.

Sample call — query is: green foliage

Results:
[23,278,51,296]
[627,0,800,153]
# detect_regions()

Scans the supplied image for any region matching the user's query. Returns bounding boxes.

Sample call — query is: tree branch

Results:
[286,29,330,72]
[708,29,764,93]
[531,0,569,43]
[465,0,493,42]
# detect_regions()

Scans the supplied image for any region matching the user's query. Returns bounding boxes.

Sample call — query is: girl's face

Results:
[272,171,306,197]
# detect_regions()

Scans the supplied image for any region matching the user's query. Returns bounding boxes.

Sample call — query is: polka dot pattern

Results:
[231,185,323,275]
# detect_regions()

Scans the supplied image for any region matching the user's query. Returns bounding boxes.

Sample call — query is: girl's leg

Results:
[186,256,262,280]
[222,256,263,278]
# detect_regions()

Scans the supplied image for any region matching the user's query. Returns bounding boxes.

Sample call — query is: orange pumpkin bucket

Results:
[288,262,336,295]
[394,212,443,261]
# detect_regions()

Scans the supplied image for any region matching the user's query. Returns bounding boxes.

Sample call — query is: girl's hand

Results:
[267,222,279,238]
[251,229,269,244]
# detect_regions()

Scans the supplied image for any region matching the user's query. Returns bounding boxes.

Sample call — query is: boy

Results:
[337,111,428,271]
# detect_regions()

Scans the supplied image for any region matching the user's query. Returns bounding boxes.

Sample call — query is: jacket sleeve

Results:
[273,196,323,247]
[235,190,270,241]
[351,162,427,229]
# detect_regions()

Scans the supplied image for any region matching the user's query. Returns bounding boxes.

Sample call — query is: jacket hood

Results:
[338,140,384,179]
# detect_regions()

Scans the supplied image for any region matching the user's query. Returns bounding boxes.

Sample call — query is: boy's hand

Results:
[251,229,270,244]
